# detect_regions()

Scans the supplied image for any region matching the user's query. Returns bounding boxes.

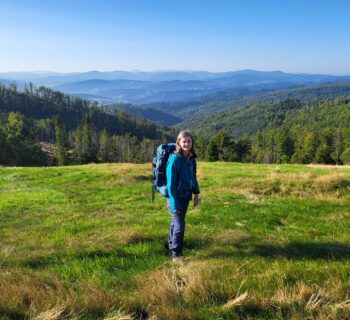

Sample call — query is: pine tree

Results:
[80,114,96,163]
[5,112,45,166]
[193,132,206,160]
[315,143,333,164]
[137,138,155,163]
[235,135,251,162]
[206,137,219,161]
[216,129,232,161]
[54,118,69,165]
[73,125,83,164]
[340,148,350,164]
[331,128,343,164]
[97,129,111,163]
[0,126,9,165]
[300,131,319,163]
[276,127,295,163]
[251,131,265,163]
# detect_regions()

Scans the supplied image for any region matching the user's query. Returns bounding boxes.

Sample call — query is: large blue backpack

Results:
[151,143,176,201]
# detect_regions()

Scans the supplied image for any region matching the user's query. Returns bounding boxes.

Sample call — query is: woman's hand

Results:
[193,194,200,208]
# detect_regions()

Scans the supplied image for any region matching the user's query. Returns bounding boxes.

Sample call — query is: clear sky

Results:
[1,0,349,74]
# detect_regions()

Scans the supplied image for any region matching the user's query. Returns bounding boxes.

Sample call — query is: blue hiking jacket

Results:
[166,151,200,213]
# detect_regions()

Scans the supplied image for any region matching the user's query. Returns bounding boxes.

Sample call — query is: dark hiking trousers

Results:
[166,198,189,257]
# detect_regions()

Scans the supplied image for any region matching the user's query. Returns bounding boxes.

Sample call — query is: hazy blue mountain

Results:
[50,71,350,104]
[0,72,61,82]
[0,79,12,86]
[210,70,350,86]
[34,70,223,85]
[2,70,350,105]
[53,79,225,103]
[0,78,26,89]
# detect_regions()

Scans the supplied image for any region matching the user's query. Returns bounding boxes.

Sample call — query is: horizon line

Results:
[1,69,350,77]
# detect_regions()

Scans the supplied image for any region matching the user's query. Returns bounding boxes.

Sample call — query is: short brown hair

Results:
[176,130,196,153]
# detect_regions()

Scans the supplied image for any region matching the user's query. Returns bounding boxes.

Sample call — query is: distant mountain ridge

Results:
[149,80,350,120]
[1,70,350,105]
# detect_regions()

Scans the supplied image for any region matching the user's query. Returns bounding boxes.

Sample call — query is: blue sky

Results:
[1,0,349,74]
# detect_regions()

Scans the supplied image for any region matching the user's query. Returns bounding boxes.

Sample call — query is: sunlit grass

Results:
[1,162,350,319]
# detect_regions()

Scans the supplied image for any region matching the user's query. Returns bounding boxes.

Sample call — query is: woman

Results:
[166,130,200,262]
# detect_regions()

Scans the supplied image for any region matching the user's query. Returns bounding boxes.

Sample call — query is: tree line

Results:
[0,83,173,166]
[199,126,350,165]
[1,83,350,166]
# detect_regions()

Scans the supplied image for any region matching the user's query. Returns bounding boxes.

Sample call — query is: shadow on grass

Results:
[254,242,350,260]
[207,241,350,260]
[21,246,162,269]
[0,308,26,320]
[185,237,213,251]
[19,236,172,269]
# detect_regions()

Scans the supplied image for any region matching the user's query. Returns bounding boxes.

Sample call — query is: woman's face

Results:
[179,135,192,152]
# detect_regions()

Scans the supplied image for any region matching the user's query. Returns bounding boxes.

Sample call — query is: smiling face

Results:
[179,135,192,154]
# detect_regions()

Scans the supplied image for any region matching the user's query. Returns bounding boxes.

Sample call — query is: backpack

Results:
[151,143,176,201]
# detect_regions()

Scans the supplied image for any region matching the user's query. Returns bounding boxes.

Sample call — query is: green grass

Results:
[1,162,350,319]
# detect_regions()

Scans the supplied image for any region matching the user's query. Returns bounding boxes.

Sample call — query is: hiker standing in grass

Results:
[166,130,200,263]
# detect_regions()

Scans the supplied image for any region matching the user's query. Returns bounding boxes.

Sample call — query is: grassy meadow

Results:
[1,162,350,319]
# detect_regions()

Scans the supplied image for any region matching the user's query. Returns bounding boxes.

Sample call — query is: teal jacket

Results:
[166,151,200,213]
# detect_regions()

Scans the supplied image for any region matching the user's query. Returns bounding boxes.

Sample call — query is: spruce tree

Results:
[81,114,96,163]
[276,127,295,163]
[54,118,69,166]
[206,137,219,161]
[97,129,111,163]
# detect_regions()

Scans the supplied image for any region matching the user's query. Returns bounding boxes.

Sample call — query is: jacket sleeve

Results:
[192,160,200,194]
[166,156,181,213]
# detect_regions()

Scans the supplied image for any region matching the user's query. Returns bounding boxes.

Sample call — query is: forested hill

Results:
[0,83,168,139]
[0,84,173,166]
[149,81,350,120]
[183,97,350,165]
[101,103,181,126]
[182,98,350,138]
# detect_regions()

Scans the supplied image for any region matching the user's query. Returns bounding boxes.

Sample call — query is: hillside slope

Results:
[1,162,350,319]
[152,81,350,120]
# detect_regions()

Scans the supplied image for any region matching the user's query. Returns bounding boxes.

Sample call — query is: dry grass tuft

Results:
[137,261,216,317]
[33,304,79,320]
[249,172,349,200]
[332,299,350,312]
[77,282,120,314]
[103,308,135,320]
[270,281,350,319]
[273,281,314,308]
[0,272,74,316]
[313,174,350,192]
[223,292,249,309]
[0,272,122,319]
[305,289,329,312]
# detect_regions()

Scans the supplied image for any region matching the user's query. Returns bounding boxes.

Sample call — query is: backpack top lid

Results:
[153,143,176,167]
[157,143,176,155]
